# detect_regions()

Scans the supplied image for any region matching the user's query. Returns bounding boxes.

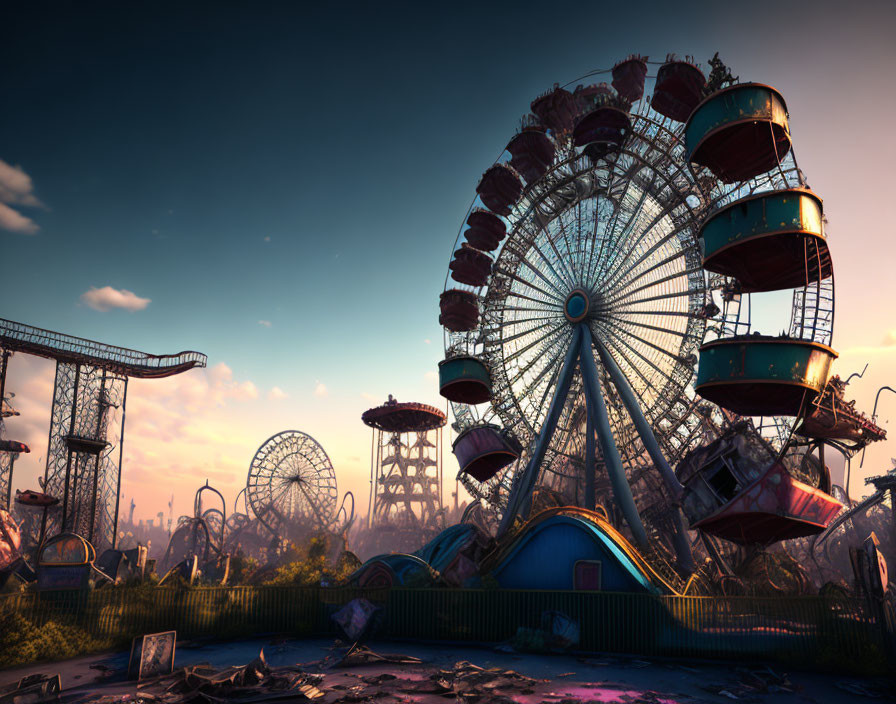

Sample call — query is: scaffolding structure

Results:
[0,317,205,552]
[361,396,446,553]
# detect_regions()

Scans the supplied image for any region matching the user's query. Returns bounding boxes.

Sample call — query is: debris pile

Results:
[131,651,324,703]
[699,665,794,700]
[325,659,540,704]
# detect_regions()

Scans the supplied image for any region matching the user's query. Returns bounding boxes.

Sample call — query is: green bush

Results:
[0,611,117,668]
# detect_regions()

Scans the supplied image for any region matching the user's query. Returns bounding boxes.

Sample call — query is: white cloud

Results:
[268,386,288,400]
[80,286,151,312]
[314,381,328,398]
[0,160,43,207]
[258,320,272,327]
[0,160,43,235]
[239,381,259,399]
[0,202,39,234]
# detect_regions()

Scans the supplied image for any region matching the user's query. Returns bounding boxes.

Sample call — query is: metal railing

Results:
[0,586,887,674]
[0,318,206,378]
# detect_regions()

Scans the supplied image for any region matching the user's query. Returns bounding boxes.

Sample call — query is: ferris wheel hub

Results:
[564,289,591,323]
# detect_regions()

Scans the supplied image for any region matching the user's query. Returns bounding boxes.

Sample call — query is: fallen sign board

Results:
[127,630,176,680]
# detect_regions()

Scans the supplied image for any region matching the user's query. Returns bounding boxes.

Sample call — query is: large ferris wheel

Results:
[438,54,840,573]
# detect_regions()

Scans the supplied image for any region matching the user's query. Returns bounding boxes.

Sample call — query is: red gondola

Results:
[692,461,842,545]
[573,106,631,160]
[453,425,522,483]
[439,289,479,332]
[476,164,523,216]
[464,209,506,252]
[506,127,555,184]
[651,59,706,122]
[612,55,648,103]
[530,85,578,134]
[678,422,842,546]
[450,243,492,287]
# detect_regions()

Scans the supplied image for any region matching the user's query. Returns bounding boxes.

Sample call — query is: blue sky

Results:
[2,0,896,519]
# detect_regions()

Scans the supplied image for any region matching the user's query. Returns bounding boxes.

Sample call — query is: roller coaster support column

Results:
[579,328,648,547]
[593,335,695,572]
[498,326,583,537]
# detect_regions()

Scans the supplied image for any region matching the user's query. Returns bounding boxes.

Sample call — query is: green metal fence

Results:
[0,587,888,673]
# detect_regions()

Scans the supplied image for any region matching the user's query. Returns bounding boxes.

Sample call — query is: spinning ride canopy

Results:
[247,431,338,534]
[362,398,446,433]
[440,52,839,565]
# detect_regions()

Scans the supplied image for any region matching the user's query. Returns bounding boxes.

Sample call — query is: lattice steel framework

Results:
[369,428,444,531]
[0,349,15,509]
[0,317,206,552]
[443,58,834,573]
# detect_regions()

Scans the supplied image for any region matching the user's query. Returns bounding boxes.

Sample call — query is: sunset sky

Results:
[2,0,895,523]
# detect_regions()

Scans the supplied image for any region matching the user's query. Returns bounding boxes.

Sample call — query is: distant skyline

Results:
[2,0,896,522]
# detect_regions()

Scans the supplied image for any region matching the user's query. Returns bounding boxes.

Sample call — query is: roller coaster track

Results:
[0,317,206,378]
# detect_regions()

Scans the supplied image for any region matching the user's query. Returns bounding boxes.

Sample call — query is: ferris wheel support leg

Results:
[498,326,583,538]
[585,401,596,512]
[579,330,648,547]
[592,335,696,573]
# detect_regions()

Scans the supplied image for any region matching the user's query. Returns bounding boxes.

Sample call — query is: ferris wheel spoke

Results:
[494,313,565,329]
[600,193,693,290]
[533,223,579,287]
[512,253,572,300]
[505,333,571,402]
[603,313,689,341]
[500,328,571,392]
[499,318,565,345]
[599,287,693,312]
[553,209,587,280]
[582,196,604,287]
[607,308,698,319]
[501,320,569,365]
[500,289,563,307]
[488,304,563,317]
[528,235,577,290]
[598,315,687,365]
[609,246,689,294]
[605,265,703,308]
[592,322,665,394]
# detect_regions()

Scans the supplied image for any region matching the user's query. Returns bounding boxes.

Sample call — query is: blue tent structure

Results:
[485,507,675,594]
